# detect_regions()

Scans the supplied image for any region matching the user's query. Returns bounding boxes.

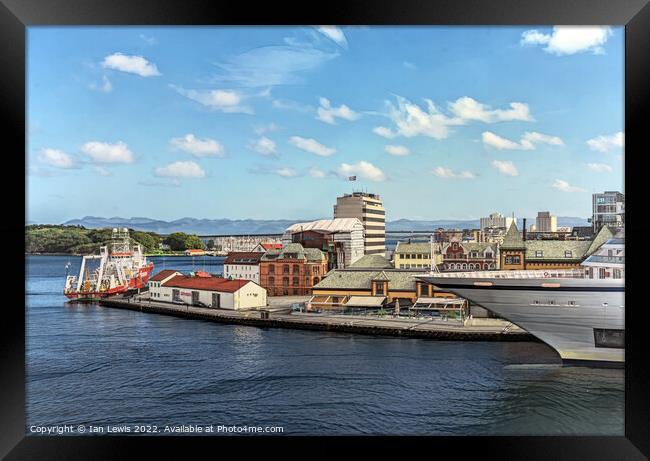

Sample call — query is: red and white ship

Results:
[64,228,154,302]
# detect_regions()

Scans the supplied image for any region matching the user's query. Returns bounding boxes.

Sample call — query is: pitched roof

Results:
[524,240,592,261]
[285,218,363,233]
[224,251,264,265]
[500,223,525,249]
[349,254,393,269]
[586,225,614,256]
[314,269,426,291]
[259,243,282,250]
[261,243,325,262]
[162,274,252,293]
[394,242,433,254]
[150,269,180,282]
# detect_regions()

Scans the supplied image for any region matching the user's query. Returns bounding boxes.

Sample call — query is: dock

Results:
[98,295,535,342]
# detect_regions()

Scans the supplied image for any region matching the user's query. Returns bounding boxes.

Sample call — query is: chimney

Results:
[522,218,527,241]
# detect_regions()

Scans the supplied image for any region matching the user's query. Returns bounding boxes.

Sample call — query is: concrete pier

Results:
[98,295,534,342]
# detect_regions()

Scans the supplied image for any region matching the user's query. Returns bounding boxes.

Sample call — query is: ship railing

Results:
[424,269,587,279]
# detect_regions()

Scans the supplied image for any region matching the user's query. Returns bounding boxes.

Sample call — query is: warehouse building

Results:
[148,270,267,310]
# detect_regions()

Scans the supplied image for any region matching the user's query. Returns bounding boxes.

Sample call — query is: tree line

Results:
[25,225,207,254]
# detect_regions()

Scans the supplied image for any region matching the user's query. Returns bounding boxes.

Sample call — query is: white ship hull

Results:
[417,275,624,366]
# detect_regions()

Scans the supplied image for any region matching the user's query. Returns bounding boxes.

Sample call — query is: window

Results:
[283,264,289,274]
[535,250,543,257]
[485,252,493,259]
[282,277,289,286]
[470,251,478,259]
[313,266,319,275]
[613,268,622,279]
[268,276,275,286]
[400,264,404,269]
[505,255,521,265]
[293,265,300,274]
[406,254,411,259]
[593,328,624,349]
[565,250,573,258]
[568,301,577,306]
[268,265,275,274]
[293,277,299,286]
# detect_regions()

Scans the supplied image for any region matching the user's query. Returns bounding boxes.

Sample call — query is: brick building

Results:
[441,241,498,271]
[259,243,328,296]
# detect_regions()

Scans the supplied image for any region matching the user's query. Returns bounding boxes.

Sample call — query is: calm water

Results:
[26,255,624,435]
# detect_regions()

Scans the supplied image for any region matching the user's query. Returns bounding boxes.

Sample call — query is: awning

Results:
[413,297,465,309]
[344,296,386,307]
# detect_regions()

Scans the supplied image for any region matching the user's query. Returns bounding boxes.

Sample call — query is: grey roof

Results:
[349,254,393,269]
[586,225,614,256]
[524,240,592,261]
[313,269,425,291]
[394,242,433,254]
[261,243,325,262]
[500,223,525,249]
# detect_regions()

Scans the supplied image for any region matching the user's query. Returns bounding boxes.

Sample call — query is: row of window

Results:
[398,253,428,259]
[267,277,320,286]
[531,250,573,258]
[267,265,321,275]
[399,264,428,268]
[446,263,495,270]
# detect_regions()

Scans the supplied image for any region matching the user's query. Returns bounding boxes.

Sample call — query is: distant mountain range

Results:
[55,216,590,235]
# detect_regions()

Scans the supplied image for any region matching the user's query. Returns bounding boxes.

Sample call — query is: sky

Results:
[27,26,624,223]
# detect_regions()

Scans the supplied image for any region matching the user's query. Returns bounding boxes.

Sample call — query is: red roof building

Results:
[149,269,182,283]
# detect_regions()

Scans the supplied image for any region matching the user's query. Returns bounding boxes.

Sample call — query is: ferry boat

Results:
[417,232,624,366]
[64,228,154,302]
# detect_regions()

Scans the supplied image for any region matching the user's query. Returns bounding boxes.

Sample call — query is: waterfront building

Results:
[535,211,557,233]
[499,223,613,270]
[441,240,498,271]
[148,271,267,310]
[333,192,386,256]
[203,235,282,254]
[393,241,443,269]
[259,243,328,296]
[480,212,515,231]
[185,248,206,256]
[223,251,264,283]
[282,218,364,269]
[592,191,625,233]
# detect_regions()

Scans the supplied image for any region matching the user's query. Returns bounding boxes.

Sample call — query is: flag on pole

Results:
[348,175,357,181]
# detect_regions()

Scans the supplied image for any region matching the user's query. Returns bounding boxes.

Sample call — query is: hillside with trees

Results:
[25,225,205,255]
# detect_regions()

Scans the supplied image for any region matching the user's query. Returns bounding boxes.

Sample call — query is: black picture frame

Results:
[3,0,649,458]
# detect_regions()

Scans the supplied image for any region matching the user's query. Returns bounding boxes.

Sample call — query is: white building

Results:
[480,212,515,231]
[148,270,267,310]
[333,192,386,256]
[223,252,263,283]
[535,211,557,232]
[283,218,365,268]
[592,191,625,232]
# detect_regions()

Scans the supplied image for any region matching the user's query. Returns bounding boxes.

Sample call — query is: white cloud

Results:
[587,163,613,172]
[38,148,77,169]
[171,85,252,114]
[249,137,277,156]
[81,141,134,164]
[139,34,158,45]
[552,179,585,192]
[586,131,624,153]
[101,52,161,77]
[89,75,112,92]
[380,95,533,141]
[316,97,360,124]
[289,136,336,157]
[275,167,298,178]
[309,167,326,178]
[154,161,206,179]
[210,39,339,88]
[170,134,225,157]
[521,26,613,55]
[94,166,111,177]
[448,97,534,123]
[373,126,397,139]
[315,26,348,49]
[491,160,519,177]
[254,122,280,135]
[272,98,314,113]
[403,61,417,70]
[385,145,410,156]
[335,161,386,182]
[432,167,476,179]
[482,131,564,150]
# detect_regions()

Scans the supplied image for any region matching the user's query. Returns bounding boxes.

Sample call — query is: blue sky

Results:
[27,26,624,223]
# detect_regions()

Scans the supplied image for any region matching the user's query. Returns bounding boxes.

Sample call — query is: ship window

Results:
[548,300,555,305]
[568,301,576,306]
[593,328,624,349]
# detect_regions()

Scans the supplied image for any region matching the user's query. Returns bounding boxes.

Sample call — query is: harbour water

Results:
[26,255,624,435]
